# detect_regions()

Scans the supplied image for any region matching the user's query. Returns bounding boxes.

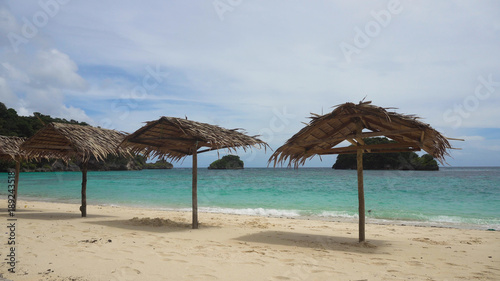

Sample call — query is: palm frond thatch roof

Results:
[270,101,453,167]
[20,123,130,162]
[121,117,268,160]
[0,136,26,161]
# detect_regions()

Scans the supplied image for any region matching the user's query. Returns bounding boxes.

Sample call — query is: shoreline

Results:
[2,167,498,234]
[1,200,499,280]
[10,196,499,231]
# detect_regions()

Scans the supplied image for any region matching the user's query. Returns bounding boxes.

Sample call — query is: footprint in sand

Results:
[272,276,291,280]
[113,266,141,276]
[412,237,447,245]
[157,251,185,258]
[405,260,423,266]
[125,258,144,264]
[156,251,173,258]
[117,249,134,254]
[238,260,267,267]
[186,274,218,280]
[161,258,188,263]
[26,251,38,258]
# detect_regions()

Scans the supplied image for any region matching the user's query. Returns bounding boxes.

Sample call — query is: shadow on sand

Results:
[83,218,220,234]
[236,230,387,253]
[0,209,113,220]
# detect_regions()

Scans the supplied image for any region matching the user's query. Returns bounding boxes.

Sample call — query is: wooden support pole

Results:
[357,148,365,242]
[192,143,199,229]
[80,161,88,217]
[12,160,20,211]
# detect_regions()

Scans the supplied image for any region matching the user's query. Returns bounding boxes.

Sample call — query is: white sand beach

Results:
[1,200,498,280]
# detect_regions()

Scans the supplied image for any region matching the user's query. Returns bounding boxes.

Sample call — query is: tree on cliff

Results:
[0,102,88,137]
[0,103,172,171]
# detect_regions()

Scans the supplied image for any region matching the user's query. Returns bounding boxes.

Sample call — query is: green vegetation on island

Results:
[0,102,173,172]
[208,155,244,169]
[0,102,88,137]
[0,149,174,173]
[143,159,174,169]
[332,137,439,170]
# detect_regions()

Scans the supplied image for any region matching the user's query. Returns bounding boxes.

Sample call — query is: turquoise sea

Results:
[2,167,499,230]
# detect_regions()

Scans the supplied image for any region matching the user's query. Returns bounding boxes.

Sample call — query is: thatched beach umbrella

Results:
[20,123,130,217]
[120,117,268,229]
[269,101,457,242]
[0,136,27,211]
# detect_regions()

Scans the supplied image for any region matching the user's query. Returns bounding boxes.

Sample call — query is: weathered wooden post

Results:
[80,161,88,217]
[357,148,365,242]
[192,142,198,229]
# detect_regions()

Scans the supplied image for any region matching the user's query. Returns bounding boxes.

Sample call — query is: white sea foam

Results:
[163,207,303,217]
[425,215,500,229]
[428,215,466,223]
[199,207,302,217]
[318,211,358,219]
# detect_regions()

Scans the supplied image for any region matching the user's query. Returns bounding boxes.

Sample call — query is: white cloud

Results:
[486,145,500,152]
[0,1,20,47]
[0,76,16,104]
[29,49,87,90]
[1,0,499,166]
[1,48,91,121]
[0,1,91,121]
[2,62,30,83]
[2,49,87,90]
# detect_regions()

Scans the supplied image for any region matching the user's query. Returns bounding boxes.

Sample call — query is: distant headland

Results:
[0,103,173,172]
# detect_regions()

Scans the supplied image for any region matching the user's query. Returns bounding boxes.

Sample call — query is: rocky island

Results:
[332,137,439,170]
[208,155,244,169]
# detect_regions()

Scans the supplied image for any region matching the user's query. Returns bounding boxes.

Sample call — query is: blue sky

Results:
[1,0,499,167]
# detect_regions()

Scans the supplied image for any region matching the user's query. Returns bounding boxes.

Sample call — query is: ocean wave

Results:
[163,206,303,217]
[363,213,500,230]
[169,207,362,220]
[425,215,500,229]
[317,211,358,219]
[199,207,303,217]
